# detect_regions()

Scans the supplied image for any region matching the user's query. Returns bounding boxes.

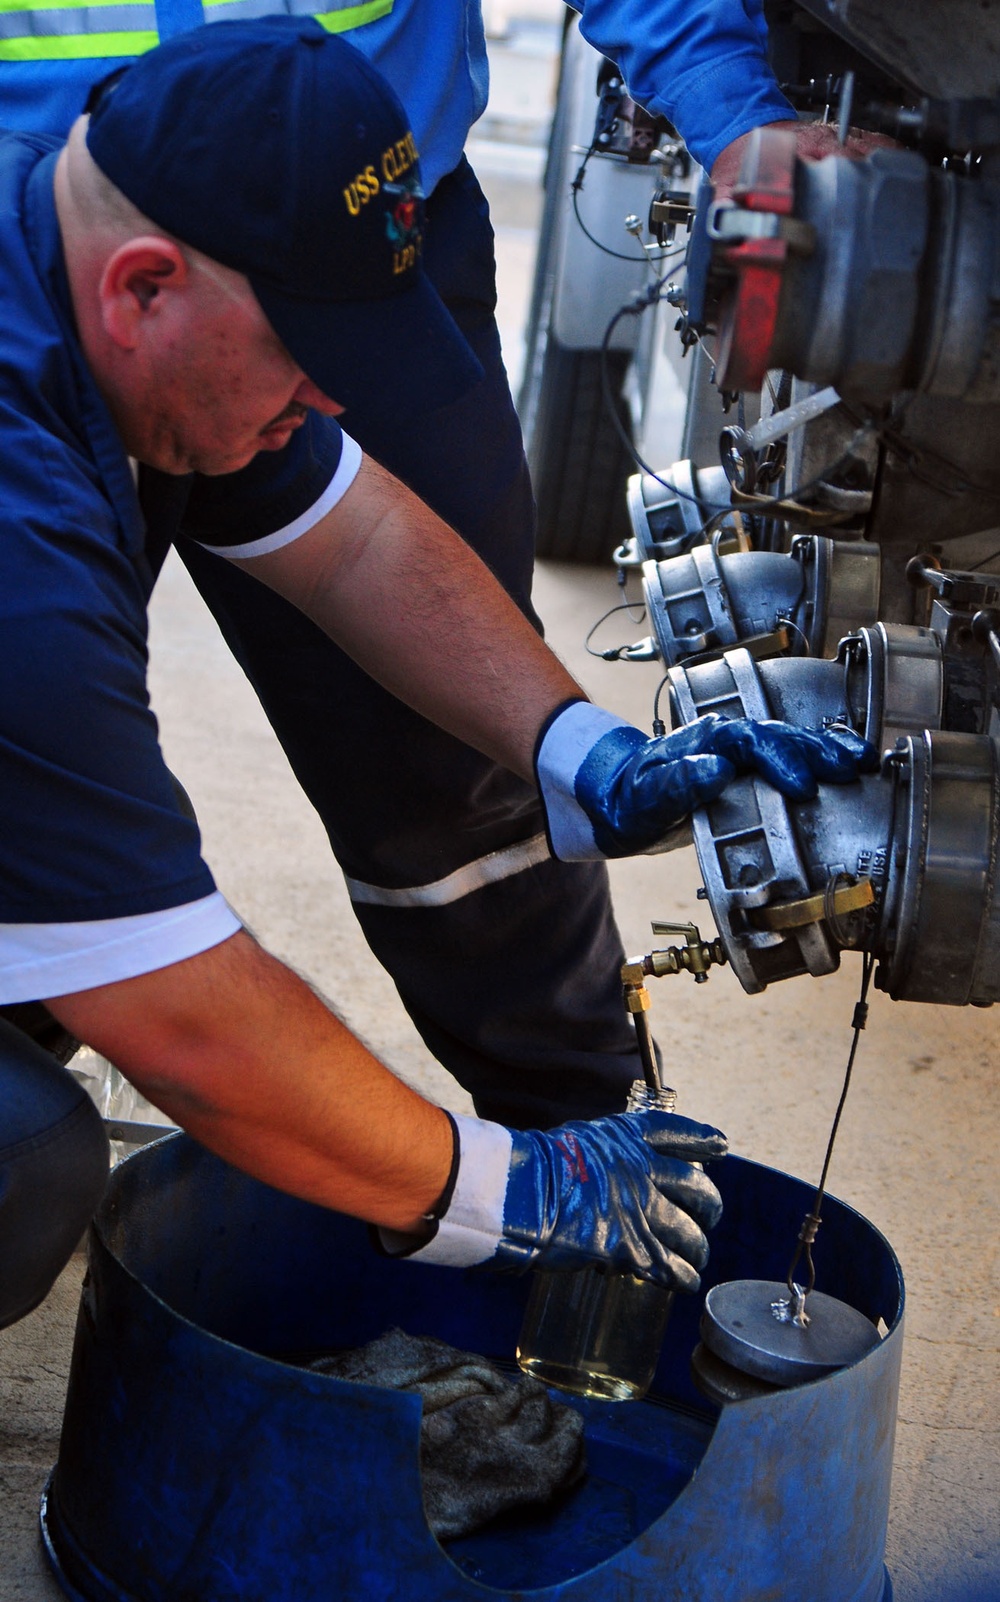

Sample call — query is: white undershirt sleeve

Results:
[0,892,242,1003]
[198,432,364,560]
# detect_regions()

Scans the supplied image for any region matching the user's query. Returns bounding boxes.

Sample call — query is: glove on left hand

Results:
[536,699,878,858]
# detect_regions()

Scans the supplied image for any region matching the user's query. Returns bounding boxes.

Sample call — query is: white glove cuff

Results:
[535,701,629,860]
[380,1113,513,1269]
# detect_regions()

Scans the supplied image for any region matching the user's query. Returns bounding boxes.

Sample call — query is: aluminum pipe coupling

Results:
[638,532,881,667]
[667,640,999,1006]
[691,127,1000,405]
[621,460,737,564]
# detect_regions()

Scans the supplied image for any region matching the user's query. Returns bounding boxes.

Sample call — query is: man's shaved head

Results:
[53,117,340,477]
[64,117,153,238]
[61,116,252,309]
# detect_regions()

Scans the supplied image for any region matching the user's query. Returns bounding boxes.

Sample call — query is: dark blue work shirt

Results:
[0,132,350,999]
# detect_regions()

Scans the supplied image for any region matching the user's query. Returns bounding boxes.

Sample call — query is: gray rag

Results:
[309,1328,587,1540]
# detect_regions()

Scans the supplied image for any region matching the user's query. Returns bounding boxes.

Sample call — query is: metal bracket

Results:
[746,877,875,933]
[707,202,816,255]
[721,386,842,493]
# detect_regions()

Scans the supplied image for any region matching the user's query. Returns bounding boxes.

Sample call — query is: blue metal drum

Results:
[41,1135,903,1601]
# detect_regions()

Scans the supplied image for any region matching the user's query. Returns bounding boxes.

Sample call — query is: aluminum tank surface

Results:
[41,1135,903,1602]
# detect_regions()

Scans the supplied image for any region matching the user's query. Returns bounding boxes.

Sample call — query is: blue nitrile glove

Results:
[381,1109,728,1294]
[535,699,879,859]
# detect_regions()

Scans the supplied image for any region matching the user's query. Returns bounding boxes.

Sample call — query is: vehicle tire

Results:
[517,17,651,564]
[525,338,634,563]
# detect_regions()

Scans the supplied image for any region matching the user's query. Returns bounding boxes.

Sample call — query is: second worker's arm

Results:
[569,1,893,195]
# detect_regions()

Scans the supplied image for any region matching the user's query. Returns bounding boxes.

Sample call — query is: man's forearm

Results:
[239,454,587,783]
[48,929,454,1232]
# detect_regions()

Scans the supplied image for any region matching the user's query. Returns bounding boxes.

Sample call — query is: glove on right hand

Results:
[498,1109,728,1293]
[389,1109,727,1296]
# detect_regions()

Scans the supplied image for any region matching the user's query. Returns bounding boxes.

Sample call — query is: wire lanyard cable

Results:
[584,599,649,660]
[570,144,678,264]
[785,945,876,1300]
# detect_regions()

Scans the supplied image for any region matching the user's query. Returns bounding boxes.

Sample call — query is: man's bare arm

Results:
[235,454,587,784]
[47,930,454,1231]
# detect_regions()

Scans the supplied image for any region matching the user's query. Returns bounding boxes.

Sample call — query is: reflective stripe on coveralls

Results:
[0,0,393,60]
[344,833,553,909]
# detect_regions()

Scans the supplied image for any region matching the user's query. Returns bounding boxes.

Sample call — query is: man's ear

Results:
[98,237,190,349]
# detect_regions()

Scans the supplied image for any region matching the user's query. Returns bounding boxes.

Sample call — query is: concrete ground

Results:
[1,8,997,1599]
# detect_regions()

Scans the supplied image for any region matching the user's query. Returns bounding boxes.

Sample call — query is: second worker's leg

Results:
[178,162,641,1126]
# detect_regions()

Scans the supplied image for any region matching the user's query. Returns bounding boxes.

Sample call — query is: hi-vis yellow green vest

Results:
[0,1,488,196]
[0,0,393,62]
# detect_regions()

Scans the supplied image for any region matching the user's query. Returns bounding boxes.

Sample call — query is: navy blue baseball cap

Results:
[85,17,483,414]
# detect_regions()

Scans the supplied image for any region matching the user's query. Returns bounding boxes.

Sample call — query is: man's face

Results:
[122,258,342,476]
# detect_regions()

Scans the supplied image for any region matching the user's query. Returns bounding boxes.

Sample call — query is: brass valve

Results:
[620,920,726,1094]
[622,981,652,1014]
[622,920,727,990]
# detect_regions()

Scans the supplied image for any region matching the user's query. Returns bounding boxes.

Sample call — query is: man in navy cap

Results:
[0,20,874,1328]
[0,0,882,1140]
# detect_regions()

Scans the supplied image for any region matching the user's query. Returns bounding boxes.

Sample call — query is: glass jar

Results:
[516,1080,678,1402]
